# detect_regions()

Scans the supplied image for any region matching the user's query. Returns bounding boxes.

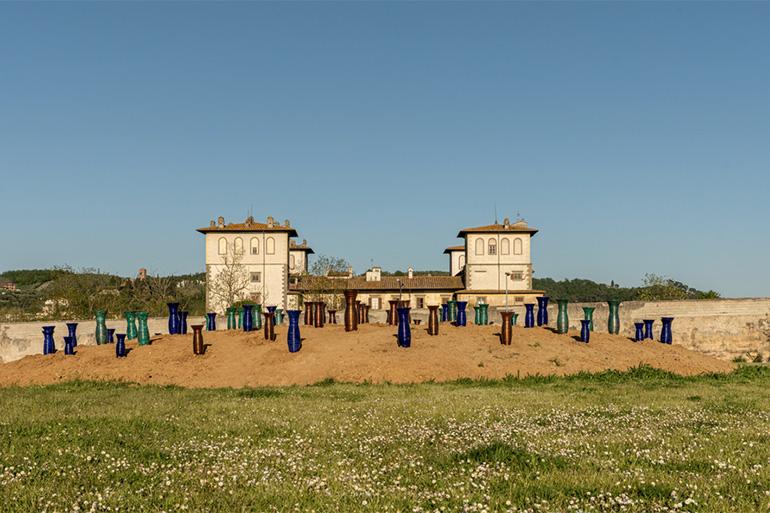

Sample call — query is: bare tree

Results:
[306,255,350,311]
[206,243,250,312]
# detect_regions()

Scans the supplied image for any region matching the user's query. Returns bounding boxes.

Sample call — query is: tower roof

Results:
[457,218,538,238]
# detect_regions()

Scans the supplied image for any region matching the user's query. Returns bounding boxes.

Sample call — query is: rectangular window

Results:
[514,296,524,303]
[416,297,425,308]
[250,272,261,283]
[511,271,524,281]
[251,247,258,255]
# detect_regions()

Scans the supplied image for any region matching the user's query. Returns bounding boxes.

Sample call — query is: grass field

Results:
[1,366,769,513]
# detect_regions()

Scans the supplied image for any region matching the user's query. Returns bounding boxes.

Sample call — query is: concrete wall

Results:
[0,316,206,363]
[3,299,769,363]
[490,298,770,361]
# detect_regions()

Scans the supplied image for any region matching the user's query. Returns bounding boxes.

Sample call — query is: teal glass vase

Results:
[95,310,108,345]
[137,312,150,345]
[556,299,569,334]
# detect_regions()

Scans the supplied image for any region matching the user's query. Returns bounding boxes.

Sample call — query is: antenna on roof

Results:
[494,203,498,224]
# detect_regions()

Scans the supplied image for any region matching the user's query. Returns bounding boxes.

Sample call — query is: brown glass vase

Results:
[192,324,205,355]
[344,290,358,332]
[427,305,439,336]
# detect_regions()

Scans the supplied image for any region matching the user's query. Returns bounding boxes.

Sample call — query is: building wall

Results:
[464,233,533,291]
[289,250,308,275]
[205,232,290,312]
[448,251,465,276]
[356,291,454,310]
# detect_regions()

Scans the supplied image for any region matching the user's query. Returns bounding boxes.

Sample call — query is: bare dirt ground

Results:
[0,323,734,388]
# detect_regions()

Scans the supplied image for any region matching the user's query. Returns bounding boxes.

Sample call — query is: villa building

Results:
[197,215,303,312]
[199,215,543,314]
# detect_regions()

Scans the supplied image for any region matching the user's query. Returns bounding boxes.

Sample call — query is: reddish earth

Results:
[0,323,733,388]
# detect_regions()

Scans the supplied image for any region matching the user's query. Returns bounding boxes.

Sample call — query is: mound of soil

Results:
[0,324,733,388]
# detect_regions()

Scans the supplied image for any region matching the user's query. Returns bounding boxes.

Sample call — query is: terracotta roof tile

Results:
[457,220,538,237]
[290,275,463,291]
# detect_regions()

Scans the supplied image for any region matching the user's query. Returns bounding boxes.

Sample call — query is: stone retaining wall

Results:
[2,298,769,363]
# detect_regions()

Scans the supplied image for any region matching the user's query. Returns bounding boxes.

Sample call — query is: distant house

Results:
[0,280,17,292]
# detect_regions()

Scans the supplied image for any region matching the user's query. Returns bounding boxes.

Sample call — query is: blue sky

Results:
[1,2,768,297]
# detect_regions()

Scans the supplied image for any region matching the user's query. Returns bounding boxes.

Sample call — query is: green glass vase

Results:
[556,299,569,334]
[125,311,138,340]
[479,304,489,325]
[607,300,621,335]
[137,311,150,345]
[95,310,108,345]
[253,304,262,329]
[582,306,595,331]
[226,307,236,330]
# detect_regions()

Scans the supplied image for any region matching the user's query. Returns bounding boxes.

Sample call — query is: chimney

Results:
[347,266,354,279]
[408,267,414,279]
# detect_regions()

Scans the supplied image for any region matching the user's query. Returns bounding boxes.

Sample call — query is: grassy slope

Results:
[1,366,769,513]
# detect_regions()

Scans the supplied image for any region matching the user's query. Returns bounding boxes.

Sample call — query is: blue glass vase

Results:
[536,296,550,326]
[167,303,180,334]
[634,322,645,342]
[441,304,448,322]
[115,333,127,358]
[660,317,674,344]
[456,301,467,326]
[66,322,79,347]
[206,312,217,331]
[524,304,535,328]
[580,319,591,343]
[287,310,301,353]
[643,319,654,340]
[243,304,254,332]
[179,311,189,335]
[397,307,411,347]
[107,328,115,344]
[42,326,56,355]
[64,336,75,355]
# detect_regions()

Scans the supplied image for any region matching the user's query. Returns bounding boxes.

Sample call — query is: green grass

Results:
[1,366,769,512]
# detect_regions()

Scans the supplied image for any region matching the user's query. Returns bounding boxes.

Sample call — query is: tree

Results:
[206,243,250,313]
[310,255,350,277]
[306,255,350,311]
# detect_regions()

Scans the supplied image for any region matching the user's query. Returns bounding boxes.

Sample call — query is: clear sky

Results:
[1,2,768,297]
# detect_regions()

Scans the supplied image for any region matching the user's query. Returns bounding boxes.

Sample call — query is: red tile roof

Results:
[443,245,465,254]
[290,275,463,292]
[457,220,538,237]
[197,217,298,237]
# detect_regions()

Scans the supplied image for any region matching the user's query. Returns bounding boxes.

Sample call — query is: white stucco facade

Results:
[199,216,304,314]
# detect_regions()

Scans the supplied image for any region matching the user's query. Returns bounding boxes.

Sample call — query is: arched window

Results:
[488,238,497,256]
[218,237,227,255]
[514,238,523,255]
[266,237,275,255]
[250,237,259,255]
[475,238,484,255]
[501,238,510,255]
[290,254,296,270]
[458,254,465,268]
[234,237,244,255]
